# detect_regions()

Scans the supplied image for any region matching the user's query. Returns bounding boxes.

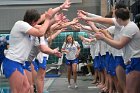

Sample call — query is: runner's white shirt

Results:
[62,41,80,60]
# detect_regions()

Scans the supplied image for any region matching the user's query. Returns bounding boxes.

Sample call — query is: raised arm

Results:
[79,35,96,43]
[39,44,62,57]
[37,0,71,24]
[27,8,53,37]
[78,11,114,25]
[95,32,130,49]
[87,21,113,39]
[48,29,64,42]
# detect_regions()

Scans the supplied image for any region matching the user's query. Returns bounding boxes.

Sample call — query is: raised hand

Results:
[78,10,88,16]
[77,10,87,20]
[65,50,70,54]
[60,0,71,11]
[71,18,79,25]
[50,21,62,31]
[53,48,62,58]
[71,23,81,30]
[94,32,105,40]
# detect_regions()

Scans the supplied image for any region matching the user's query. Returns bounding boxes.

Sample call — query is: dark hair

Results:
[115,3,127,10]
[115,8,130,21]
[23,9,40,25]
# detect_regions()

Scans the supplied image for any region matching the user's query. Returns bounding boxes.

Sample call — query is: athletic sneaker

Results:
[68,84,71,88]
[74,84,78,88]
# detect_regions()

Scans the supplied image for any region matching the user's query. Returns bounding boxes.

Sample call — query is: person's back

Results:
[6,21,33,63]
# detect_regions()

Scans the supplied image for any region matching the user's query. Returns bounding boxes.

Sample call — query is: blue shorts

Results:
[97,54,105,71]
[100,55,105,70]
[32,59,39,72]
[105,52,110,73]
[93,56,99,70]
[2,57,24,78]
[23,61,31,72]
[115,56,125,69]
[32,57,47,72]
[126,58,140,74]
[125,64,131,74]
[108,54,116,76]
[66,58,78,65]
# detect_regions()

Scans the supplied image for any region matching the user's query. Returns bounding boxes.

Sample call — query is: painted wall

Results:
[0,0,101,33]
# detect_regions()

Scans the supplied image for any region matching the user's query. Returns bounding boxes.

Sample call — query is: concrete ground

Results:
[0,64,101,93]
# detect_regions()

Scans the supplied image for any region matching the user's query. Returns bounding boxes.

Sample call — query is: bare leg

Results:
[25,70,34,93]
[98,70,105,89]
[126,71,140,93]
[72,63,77,84]
[108,76,113,93]
[116,65,126,93]
[100,70,105,87]
[98,71,101,84]
[113,76,123,93]
[23,71,31,93]
[92,69,98,84]
[9,70,30,93]
[31,63,37,92]
[67,65,72,85]
[31,63,37,84]
[36,68,46,93]
[101,71,109,92]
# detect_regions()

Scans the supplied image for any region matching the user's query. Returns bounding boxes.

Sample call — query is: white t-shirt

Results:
[87,32,96,59]
[62,41,80,60]
[80,30,96,59]
[86,14,107,56]
[94,40,100,56]
[37,36,49,63]
[122,21,140,60]
[39,36,49,57]
[37,51,49,63]
[112,18,124,57]
[106,26,115,54]
[27,37,40,62]
[6,21,33,64]
[90,41,96,59]
[100,40,107,56]
[27,36,49,62]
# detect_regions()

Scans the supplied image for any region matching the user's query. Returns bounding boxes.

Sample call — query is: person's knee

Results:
[37,74,44,81]
[23,81,30,93]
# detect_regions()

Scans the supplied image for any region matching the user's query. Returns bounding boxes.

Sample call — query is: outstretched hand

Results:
[77,10,88,20]
[94,32,105,40]
[53,48,62,58]
[71,18,79,25]
[60,0,71,11]
[78,10,88,16]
